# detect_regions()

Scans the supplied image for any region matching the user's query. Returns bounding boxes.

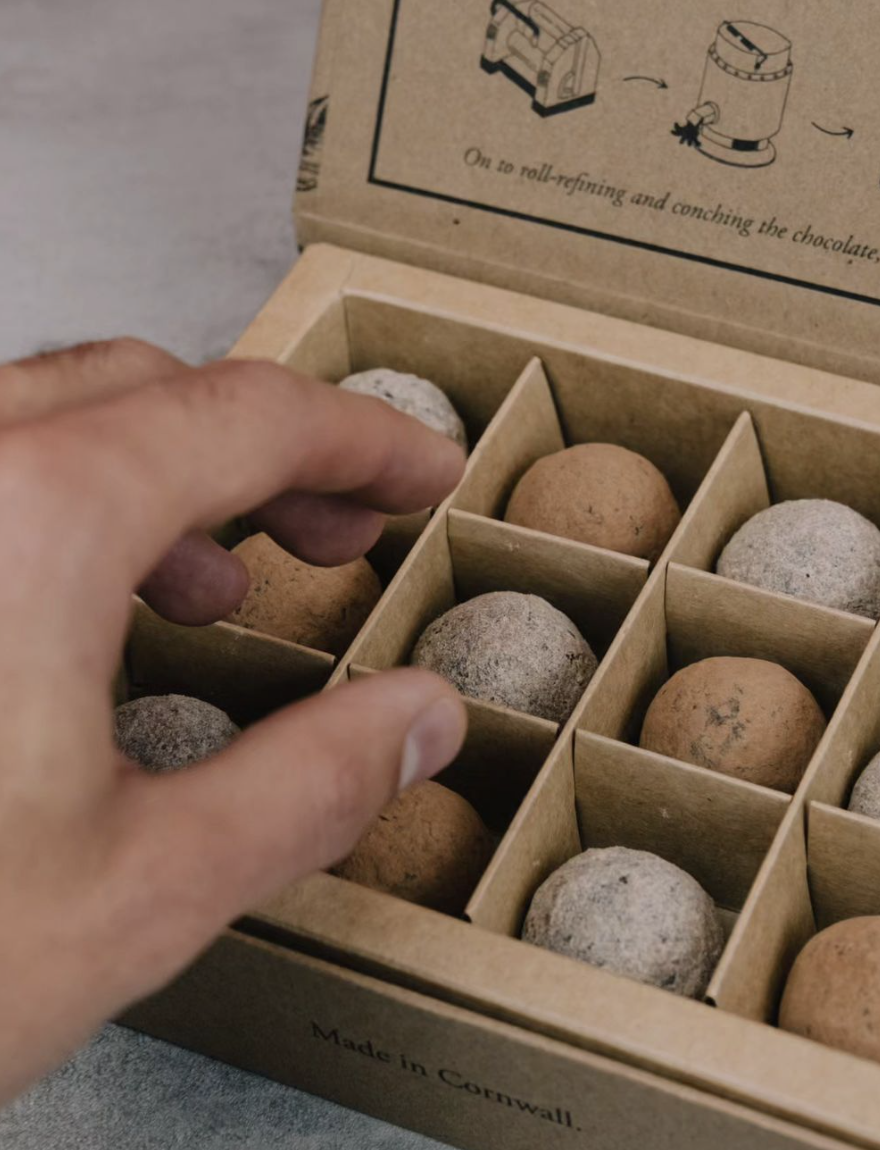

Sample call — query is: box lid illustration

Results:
[296,0,880,384]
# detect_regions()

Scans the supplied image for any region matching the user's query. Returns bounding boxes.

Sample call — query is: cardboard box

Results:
[122,4,880,1147]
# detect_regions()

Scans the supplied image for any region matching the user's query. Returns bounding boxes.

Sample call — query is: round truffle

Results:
[339,369,468,451]
[331,781,494,914]
[780,918,880,1063]
[717,500,880,619]
[114,694,240,774]
[640,657,825,793]
[522,847,724,999]
[505,444,681,562]
[848,753,880,820]
[227,533,382,656]
[410,592,597,724]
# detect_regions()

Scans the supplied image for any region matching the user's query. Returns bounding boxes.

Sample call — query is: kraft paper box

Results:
[122,4,880,1149]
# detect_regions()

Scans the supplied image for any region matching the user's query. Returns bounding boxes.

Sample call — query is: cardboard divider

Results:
[706,807,814,1024]
[469,728,787,956]
[573,567,668,743]
[452,348,750,552]
[348,663,557,837]
[667,411,770,573]
[343,511,455,673]
[800,626,880,811]
[573,732,789,922]
[450,357,564,521]
[448,510,647,656]
[756,406,880,528]
[347,499,646,701]
[543,355,742,515]
[369,355,561,582]
[344,294,529,451]
[572,563,870,778]
[466,740,579,937]
[666,566,874,718]
[277,295,353,383]
[124,599,334,727]
[807,803,880,931]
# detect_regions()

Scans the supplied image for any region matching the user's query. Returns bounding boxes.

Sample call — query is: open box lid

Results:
[295,0,880,386]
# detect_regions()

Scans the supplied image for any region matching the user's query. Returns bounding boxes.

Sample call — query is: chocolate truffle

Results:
[522,847,724,999]
[227,533,382,656]
[339,368,468,451]
[115,694,239,774]
[505,444,681,562]
[410,591,597,723]
[640,657,825,793]
[332,781,494,914]
[848,753,880,820]
[717,500,880,619]
[780,918,880,1063]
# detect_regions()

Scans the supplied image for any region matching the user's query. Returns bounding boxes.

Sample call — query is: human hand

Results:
[0,339,467,1104]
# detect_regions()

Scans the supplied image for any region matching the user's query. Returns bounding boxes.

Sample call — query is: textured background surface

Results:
[0,1,448,1146]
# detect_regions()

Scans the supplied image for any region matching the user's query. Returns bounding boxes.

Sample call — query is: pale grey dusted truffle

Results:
[115,695,240,774]
[717,500,880,619]
[410,591,597,723]
[522,847,724,999]
[339,369,468,451]
[849,753,880,820]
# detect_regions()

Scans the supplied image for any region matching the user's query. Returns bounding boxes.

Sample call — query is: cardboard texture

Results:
[121,243,880,1150]
[118,5,880,1144]
[298,1,880,386]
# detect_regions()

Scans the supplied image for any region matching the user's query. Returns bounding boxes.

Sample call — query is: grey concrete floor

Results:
[0,1,448,1146]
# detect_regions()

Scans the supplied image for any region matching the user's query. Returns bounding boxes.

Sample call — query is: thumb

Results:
[110,669,467,978]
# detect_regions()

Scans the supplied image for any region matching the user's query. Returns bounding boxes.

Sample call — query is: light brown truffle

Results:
[505,444,681,562]
[410,592,598,723]
[717,500,880,619]
[227,533,382,656]
[115,694,239,774]
[331,781,494,914]
[522,847,724,999]
[640,657,825,793]
[780,918,880,1063]
[339,368,468,451]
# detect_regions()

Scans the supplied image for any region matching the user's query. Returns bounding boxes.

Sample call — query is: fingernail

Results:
[400,697,467,791]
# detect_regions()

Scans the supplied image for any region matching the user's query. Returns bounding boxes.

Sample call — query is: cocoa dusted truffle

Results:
[339,368,468,451]
[227,533,382,656]
[114,694,239,774]
[332,781,494,914]
[717,500,880,618]
[522,847,724,999]
[410,591,597,723]
[640,657,825,794]
[505,444,681,562]
[780,918,880,1063]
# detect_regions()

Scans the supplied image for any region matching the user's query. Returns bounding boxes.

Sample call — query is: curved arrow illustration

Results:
[811,122,854,138]
[624,76,668,89]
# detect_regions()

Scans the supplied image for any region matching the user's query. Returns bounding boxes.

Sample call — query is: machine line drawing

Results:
[673,21,794,168]
[480,0,601,118]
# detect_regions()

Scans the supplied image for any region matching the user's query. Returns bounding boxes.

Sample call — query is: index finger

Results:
[32,358,467,588]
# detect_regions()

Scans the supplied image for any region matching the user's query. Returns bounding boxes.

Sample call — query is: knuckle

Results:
[154,359,307,428]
